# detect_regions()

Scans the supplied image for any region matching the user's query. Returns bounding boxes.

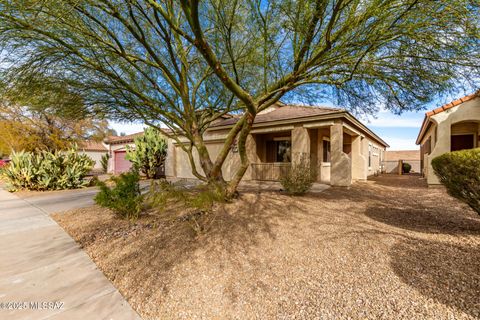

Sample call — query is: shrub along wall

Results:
[432,148,480,215]
[1,148,93,191]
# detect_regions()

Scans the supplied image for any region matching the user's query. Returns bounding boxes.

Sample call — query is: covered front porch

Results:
[246,120,370,186]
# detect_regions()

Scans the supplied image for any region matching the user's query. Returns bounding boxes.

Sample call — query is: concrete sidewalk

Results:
[0,189,141,320]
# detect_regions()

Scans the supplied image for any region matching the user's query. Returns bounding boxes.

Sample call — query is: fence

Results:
[383,160,421,174]
[250,163,291,181]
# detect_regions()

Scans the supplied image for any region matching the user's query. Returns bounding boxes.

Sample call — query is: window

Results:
[451,134,474,151]
[276,140,291,162]
[323,140,331,162]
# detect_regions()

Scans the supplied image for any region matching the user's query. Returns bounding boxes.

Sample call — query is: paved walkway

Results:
[0,189,141,320]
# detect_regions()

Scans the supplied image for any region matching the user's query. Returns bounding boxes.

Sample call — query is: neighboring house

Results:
[103,103,388,186]
[78,140,108,170]
[104,133,143,174]
[416,91,480,185]
[384,150,421,174]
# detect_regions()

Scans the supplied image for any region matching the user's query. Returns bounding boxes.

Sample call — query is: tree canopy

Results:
[0,76,110,153]
[0,0,478,194]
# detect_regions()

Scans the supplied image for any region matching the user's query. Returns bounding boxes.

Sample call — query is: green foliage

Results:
[100,153,110,173]
[146,180,225,234]
[147,181,225,212]
[280,156,316,195]
[94,171,143,220]
[126,127,167,179]
[402,162,412,173]
[432,149,480,215]
[2,148,93,191]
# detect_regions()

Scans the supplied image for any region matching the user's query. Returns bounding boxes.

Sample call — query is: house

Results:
[112,103,387,187]
[384,150,420,174]
[78,140,108,170]
[416,91,480,185]
[104,133,143,174]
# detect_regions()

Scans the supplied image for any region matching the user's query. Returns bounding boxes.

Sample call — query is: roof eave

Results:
[343,112,390,148]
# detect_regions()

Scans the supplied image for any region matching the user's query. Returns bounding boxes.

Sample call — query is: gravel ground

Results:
[53,174,480,320]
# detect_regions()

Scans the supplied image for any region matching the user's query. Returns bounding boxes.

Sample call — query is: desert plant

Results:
[94,170,143,220]
[126,128,167,179]
[2,148,93,191]
[402,162,412,174]
[432,148,480,215]
[100,153,110,173]
[280,155,316,195]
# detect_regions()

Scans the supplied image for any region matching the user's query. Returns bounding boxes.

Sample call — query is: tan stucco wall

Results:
[423,97,480,184]
[78,150,107,169]
[171,129,242,181]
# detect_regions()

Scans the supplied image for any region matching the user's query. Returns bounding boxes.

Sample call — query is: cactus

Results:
[126,127,167,179]
[2,147,94,191]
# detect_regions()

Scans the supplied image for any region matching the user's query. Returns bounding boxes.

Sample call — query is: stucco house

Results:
[106,103,388,187]
[416,91,480,185]
[103,133,143,174]
[78,140,108,170]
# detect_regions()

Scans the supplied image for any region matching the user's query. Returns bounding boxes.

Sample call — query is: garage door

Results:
[114,151,133,174]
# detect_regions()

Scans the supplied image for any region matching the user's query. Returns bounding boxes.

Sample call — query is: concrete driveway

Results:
[0,188,141,320]
[18,188,98,214]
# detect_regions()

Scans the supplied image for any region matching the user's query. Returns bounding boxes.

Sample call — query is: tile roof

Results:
[425,90,479,117]
[211,103,344,127]
[106,132,144,144]
[416,90,480,144]
[78,140,107,152]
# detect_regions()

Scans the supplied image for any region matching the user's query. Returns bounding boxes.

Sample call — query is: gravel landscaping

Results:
[52,174,480,319]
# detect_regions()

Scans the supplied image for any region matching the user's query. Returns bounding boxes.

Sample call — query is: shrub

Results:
[431,148,480,215]
[94,170,143,220]
[402,162,412,173]
[146,181,225,234]
[126,127,167,179]
[280,155,316,195]
[100,153,110,173]
[2,148,93,191]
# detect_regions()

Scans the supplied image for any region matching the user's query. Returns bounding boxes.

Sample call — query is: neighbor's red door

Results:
[114,151,132,174]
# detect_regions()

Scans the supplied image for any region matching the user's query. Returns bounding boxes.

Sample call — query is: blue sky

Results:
[364,110,425,150]
[110,109,426,151]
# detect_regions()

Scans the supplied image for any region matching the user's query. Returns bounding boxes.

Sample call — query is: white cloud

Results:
[109,121,146,135]
[385,137,418,151]
[367,117,422,128]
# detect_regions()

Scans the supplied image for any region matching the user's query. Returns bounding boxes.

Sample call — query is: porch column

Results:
[291,126,310,164]
[351,135,366,181]
[330,121,352,186]
[245,134,259,180]
[426,120,450,184]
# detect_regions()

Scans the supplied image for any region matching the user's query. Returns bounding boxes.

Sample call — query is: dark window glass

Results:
[323,140,331,162]
[276,140,291,162]
[451,134,474,151]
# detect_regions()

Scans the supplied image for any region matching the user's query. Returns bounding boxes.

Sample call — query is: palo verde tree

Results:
[0,75,109,152]
[0,0,479,196]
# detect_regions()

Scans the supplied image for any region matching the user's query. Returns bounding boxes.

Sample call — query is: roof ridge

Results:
[279,103,345,111]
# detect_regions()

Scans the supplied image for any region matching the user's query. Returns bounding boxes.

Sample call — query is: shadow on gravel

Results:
[364,205,480,236]
[60,192,305,308]
[390,238,480,318]
[368,174,427,189]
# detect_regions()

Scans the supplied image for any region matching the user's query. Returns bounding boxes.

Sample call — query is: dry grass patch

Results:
[52,175,480,319]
